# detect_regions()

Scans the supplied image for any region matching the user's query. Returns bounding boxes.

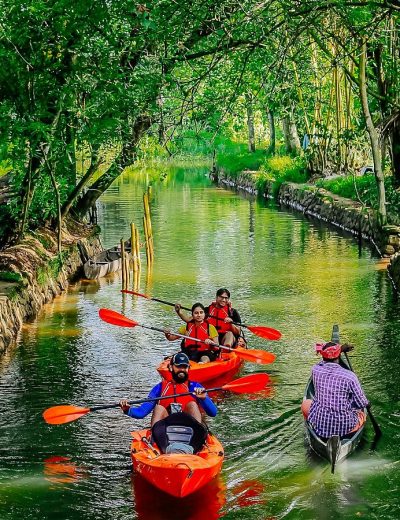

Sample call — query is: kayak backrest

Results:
[166,425,194,445]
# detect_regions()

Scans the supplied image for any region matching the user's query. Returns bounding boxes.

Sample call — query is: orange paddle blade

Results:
[221,373,270,393]
[235,347,276,365]
[99,308,138,328]
[43,405,90,425]
[245,325,282,341]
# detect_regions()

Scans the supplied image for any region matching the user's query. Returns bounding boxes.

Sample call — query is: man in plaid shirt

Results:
[302,342,369,438]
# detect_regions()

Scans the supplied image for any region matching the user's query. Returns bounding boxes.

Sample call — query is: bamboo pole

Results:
[135,226,141,270]
[143,215,151,266]
[143,191,154,263]
[131,222,138,272]
[121,239,126,289]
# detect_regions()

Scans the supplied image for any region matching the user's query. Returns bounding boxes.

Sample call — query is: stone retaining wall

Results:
[213,169,400,293]
[0,224,102,355]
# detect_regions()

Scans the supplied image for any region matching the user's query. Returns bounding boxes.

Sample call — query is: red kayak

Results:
[157,352,242,384]
[130,429,224,498]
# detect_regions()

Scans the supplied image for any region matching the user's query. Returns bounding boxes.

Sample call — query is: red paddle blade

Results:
[222,373,270,393]
[235,347,276,365]
[43,405,90,425]
[246,325,281,341]
[121,290,150,299]
[99,308,138,328]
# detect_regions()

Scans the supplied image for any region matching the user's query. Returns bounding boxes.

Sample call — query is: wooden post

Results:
[121,238,126,289]
[143,191,154,265]
[125,243,130,289]
[135,226,141,270]
[131,222,138,272]
[143,215,151,266]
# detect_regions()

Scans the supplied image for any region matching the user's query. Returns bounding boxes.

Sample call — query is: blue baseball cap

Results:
[171,352,190,367]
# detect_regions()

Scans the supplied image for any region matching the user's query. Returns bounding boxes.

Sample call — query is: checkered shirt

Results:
[308,360,369,438]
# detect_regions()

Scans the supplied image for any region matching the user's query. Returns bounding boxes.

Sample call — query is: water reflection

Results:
[132,473,226,520]
[43,456,86,484]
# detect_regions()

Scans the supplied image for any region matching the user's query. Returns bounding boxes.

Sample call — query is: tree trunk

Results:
[282,115,301,155]
[75,116,151,218]
[61,147,102,220]
[245,93,256,152]
[359,39,386,226]
[267,110,276,155]
[390,120,400,187]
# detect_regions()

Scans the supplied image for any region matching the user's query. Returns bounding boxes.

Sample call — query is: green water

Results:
[0,163,399,519]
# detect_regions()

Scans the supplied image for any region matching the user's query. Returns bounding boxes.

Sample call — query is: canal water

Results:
[1,163,399,519]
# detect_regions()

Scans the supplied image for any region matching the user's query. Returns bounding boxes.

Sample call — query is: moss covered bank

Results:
[0,220,102,355]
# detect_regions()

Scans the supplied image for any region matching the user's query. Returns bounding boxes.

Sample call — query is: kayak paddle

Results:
[331,324,382,439]
[99,308,276,365]
[343,351,382,438]
[43,373,270,425]
[121,289,282,340]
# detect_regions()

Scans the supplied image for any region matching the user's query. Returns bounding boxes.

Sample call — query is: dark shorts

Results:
[182,348,219,362]
[151,412,208,454]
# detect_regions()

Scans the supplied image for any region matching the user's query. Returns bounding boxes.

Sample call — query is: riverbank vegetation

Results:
[1,1,399,250]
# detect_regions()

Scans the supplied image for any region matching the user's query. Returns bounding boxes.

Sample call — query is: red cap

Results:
[315,342,342,359]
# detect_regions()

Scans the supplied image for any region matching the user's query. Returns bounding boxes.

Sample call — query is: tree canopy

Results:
[0,0,399,245]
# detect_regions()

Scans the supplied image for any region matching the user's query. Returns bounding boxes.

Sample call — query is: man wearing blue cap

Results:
[120,352,217,454]
[120,352,217,425]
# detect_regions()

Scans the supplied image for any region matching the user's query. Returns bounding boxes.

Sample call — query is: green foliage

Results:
[256,155,308,194]
[315,174,400,224]
[216,140,267,176]
[36,255,64,286]
[0,271,24,284]
[1,0,399,241]
[32,232,53,251]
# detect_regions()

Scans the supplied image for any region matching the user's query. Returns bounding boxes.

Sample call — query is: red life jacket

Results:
[159,380,196,410]
[184,320,211,351]
[207,302,233,334]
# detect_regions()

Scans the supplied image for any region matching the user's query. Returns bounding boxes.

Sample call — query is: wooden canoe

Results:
[83,240,131,279]
[303,325,367,473]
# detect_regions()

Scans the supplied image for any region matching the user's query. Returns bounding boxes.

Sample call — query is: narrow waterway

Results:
[1,163,399,520]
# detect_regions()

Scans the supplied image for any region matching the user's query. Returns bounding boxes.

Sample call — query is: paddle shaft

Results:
[343,351,382,437]
[122,290,253,330]
[140,322,237,354]
[89,385,227,412]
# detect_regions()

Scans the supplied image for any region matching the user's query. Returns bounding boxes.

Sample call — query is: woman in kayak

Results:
[164,303,219,363]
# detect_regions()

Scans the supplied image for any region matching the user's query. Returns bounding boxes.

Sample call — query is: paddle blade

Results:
[222,374,270,394]
[245,325,282,341]
[99,308,138,328]
[43,405,90,425]
[121,290,150,299]
[235,347,276,365]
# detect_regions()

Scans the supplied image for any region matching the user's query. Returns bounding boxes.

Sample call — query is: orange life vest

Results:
[159,380,196,410]
[207,302,233,334]
[184,320,211,351]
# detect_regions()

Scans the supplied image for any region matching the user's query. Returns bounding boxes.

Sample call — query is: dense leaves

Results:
[0,0,399,244]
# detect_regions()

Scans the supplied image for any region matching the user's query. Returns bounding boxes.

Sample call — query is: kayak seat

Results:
[166,425,194,444]
[152,412,207,454]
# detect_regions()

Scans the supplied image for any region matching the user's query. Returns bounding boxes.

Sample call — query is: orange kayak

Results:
[157,352,242,384]
[130,429,224,498]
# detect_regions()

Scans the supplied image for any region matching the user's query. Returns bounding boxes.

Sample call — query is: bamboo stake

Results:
[135,226,141,270]
[131,222,138,272]
[121,239,126,290]
[143,191,154,263]
[143,215,151,266]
